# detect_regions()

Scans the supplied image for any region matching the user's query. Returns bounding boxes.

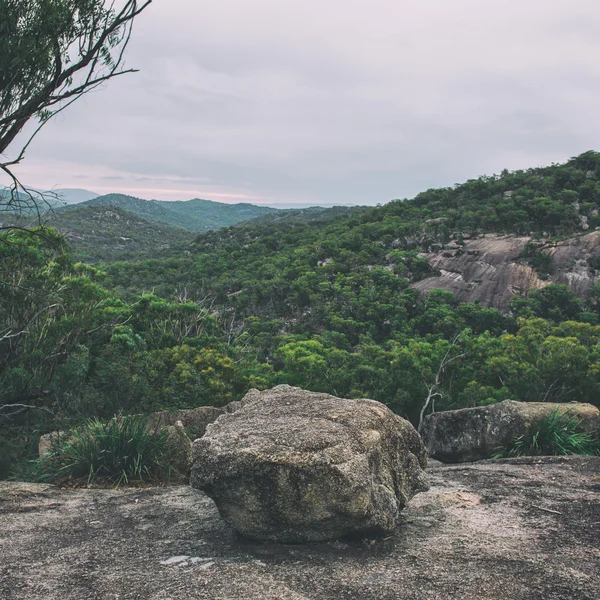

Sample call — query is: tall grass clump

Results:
[40,416,179,485]
[495,408,600,458]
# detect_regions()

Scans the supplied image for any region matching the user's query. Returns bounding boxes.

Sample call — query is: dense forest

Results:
[2,151,600,478]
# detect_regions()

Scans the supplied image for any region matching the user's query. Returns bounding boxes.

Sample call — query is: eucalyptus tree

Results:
[0,0,151,217]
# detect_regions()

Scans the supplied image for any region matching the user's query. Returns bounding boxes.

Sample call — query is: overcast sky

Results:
[6,0,600,205]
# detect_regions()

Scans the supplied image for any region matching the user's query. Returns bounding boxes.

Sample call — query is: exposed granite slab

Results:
[1,456,598,599]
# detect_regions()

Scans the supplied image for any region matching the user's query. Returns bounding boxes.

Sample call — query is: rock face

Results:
[422,400,600,463]
[413,232,600,310]
[190,385,429,542]
[163,426,194,480]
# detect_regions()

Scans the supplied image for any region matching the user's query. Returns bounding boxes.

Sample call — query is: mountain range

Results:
[0,187,99,207]
[1,190,362,262]
[62,194,278,232]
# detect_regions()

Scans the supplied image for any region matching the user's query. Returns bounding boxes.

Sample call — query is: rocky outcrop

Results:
[191,385,429,542]
[38,431,67,459]
[422,400,600,462]
[163,426,194,478]
[413,232,600,310]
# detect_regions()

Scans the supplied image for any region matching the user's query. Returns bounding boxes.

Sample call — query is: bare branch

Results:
[417,333,466,432]
[0,402,53,421]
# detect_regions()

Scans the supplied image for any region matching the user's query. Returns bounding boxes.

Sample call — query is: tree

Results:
[0,0,151,217]
[415,333,466,431]
[0,228,131,419]
[387,335,466,426]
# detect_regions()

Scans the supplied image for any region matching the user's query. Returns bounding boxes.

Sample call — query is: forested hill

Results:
[106,150,600,305]
[63,193,278,231]
[44,205,195,263]
[243,205,366,226]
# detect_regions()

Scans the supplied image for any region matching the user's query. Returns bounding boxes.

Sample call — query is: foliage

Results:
[38,415,179,485]
[3,153,600,478]
[494,409,600,458]
[518,242,554,279]
[0,0,151,214]
[0,227,119,410]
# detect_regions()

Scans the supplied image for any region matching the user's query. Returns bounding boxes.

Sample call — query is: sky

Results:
[5,0,600,205]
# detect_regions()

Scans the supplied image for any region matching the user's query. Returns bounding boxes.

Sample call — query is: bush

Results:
[39,416,180,485]
[495,408,600,458]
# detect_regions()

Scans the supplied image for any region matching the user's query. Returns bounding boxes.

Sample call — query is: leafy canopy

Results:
[0,0,151,214]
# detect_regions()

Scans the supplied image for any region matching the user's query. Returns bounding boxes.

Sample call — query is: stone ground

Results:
[0,456,598,600]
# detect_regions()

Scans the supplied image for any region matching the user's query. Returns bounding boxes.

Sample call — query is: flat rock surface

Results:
[1,456,599,600]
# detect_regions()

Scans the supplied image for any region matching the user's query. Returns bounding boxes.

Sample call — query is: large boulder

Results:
[422,400,600,463]
[190,385,429,542]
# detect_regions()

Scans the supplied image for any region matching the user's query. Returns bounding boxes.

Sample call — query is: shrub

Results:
[39,416,180,485]
[495,408,600,458]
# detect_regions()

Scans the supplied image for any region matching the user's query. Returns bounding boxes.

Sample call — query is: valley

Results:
[2,152,600,478]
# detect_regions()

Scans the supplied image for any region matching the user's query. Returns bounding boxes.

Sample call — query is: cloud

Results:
[4,0,600,204]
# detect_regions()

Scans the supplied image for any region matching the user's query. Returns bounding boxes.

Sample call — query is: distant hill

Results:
[52,205,196,263]
[242,205,366,227]
[51,188,99,204]
[64,194,278,232]
[0,188,51,214]
[1,187,99,209]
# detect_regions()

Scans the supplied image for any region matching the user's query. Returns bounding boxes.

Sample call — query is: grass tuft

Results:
[494,408,600,458]
[38,416,180,486]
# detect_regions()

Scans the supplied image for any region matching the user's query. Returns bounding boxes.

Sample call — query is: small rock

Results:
[160,556,189,566]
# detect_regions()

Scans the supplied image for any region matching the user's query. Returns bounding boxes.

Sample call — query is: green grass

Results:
[38,416,181,486]
[494,408,600,458]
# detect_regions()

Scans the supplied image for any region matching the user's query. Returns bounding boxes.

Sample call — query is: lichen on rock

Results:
[190,385,429,542]
[422,400,600,462]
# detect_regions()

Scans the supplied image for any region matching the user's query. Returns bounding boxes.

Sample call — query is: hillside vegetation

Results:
[2,152,600,478]
[5,205,195,263]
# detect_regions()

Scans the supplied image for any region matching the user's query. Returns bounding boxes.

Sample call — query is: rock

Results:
[413,232,600,310]
[422,400,600,463]
[0,482,56,499]
[2,457,600,599]
[425,217,448,225]
[164,425,193,481]
[147,406,225,440]
[190,385,429,542]
[38,431,67,458]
